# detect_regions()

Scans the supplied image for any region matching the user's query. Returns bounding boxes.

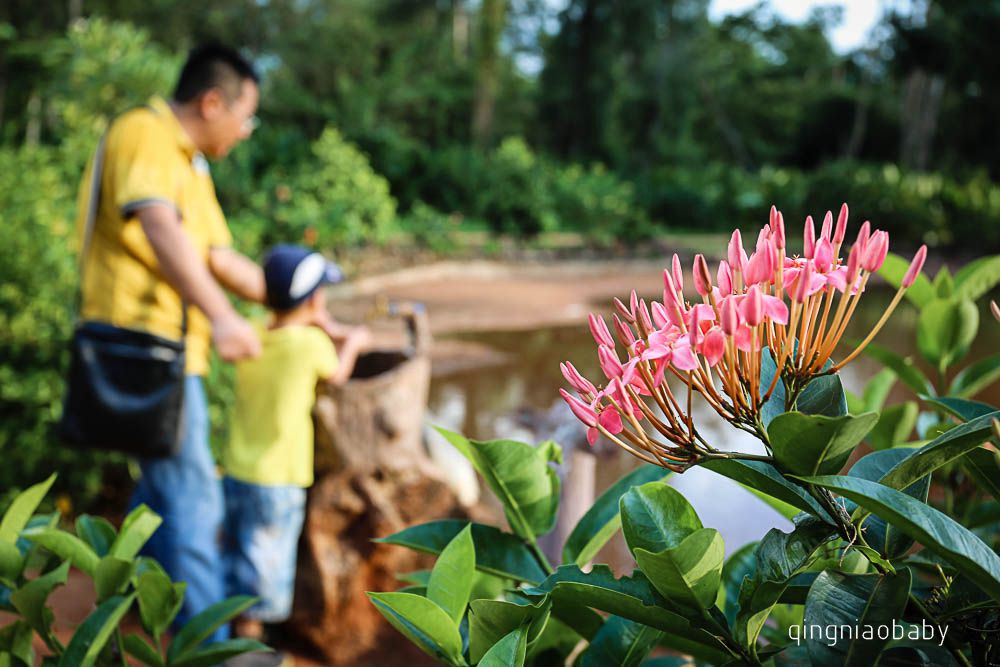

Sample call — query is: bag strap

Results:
[79,112,188,335]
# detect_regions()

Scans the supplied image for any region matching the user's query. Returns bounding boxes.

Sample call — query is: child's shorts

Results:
[222,476,307,623]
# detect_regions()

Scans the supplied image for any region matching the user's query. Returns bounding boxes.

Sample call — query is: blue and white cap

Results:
[263,244,344,311]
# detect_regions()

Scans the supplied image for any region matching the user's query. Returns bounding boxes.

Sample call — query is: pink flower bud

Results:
[740,285,765,326]
[598,344,624,379]
[855,221,871,254]
[589,313,615,348]
[834,203,848,245]
[902,245,927,288]
[612,315,636,347]
[820,210,833,241]
[729,230,747,273]
[861,230,889,272]
[793,262,813,303]
[813,237,834,273]
[773,210,786,250]
[630,290,640,318]
[663,269,677,298]
[744,247,775,285]
[614,297,634,323]
[638,299,653,332]
[991,300,1000,323]
[846,243,861,284]
[720,297,740,335]
[651,301,669,329]
[561,362,597,395]
[672,254,684,294]
[560,388,597,427]
[701,327,726,366]
[804,216,816,258]
[717,261,733,294]
[693,254,712,296]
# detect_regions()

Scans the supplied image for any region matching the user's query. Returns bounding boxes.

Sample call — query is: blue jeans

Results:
[222,476,306,623]
[130,375,228,643]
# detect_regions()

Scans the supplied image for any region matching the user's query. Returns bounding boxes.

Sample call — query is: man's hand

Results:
[211,312,261,361]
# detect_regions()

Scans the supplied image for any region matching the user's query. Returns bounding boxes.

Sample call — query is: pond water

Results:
[424,289,1000,569]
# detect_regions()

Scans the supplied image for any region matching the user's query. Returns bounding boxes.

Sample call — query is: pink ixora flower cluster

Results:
[560,204,927,471]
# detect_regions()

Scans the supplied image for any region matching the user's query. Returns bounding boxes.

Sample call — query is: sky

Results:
[709,0,884,53]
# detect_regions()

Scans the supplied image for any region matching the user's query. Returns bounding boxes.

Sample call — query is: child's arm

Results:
[326,326,372,385]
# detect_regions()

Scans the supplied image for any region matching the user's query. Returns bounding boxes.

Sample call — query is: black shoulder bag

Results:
[58,132,187,458]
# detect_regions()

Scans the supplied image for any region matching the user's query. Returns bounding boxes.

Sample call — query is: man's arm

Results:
[208,246,266,304]
[137,204,261,361]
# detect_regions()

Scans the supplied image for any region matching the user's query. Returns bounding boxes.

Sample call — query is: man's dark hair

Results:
[173,44,259,104]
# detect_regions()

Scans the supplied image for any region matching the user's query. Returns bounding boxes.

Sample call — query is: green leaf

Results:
[634,528,725,611]
[922,396,996,422]
[521,565,731,663]
[867,403,919,450]
[0,541,23,585]
[167,596,256,662]
[468,597,550,663]
[768,412,879,476]
[94,556,134,602]
[367,592,465,666]
[563,465,669,567]
[169,638,271,667]
[877,410,1000,490]
[427,524,475,625]
[619,483,701,554]
[10,561,70,640]
[58,594,135,667]
[121,634,164,667]
[75,516,117,558]
[376,520,546,583]
[110,505,162,561]
[435,427,560,541]
[859,342,934,397]
[803,570,911,667]
[478,627,526,667]
[397,570,431,586]
[0,474,56,544]
[136,569,185,641]
[933,266,954,299]
[848,449,930,558]
[701,459,830,521]
[0,620,35,666]
[962,447,1000,500]
[879,252,934,306]
[722,543,756,627]
[581,615,662,667]
[20,528,99,576]
[760,347,848,424]
[803,475,1000,603]
[916,298,978,369]
[953,254,1000,302]
[950,353,1000,398]
[862,369,898,411]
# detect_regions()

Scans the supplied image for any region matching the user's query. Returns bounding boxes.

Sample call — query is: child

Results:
[222,245,370,663]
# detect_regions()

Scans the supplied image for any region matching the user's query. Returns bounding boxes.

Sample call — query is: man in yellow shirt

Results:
[75,44,264,642]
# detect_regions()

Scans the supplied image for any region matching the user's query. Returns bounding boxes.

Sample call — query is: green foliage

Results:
[0,476,266,666]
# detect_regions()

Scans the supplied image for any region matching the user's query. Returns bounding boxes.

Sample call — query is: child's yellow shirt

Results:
[223,324,338,487]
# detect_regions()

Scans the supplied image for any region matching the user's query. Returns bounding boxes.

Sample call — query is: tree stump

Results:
[286,305,465,665]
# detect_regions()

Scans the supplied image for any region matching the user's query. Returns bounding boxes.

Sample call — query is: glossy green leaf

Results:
[962,447,1000,500]
[879,252,934,307]
[634,528,725,611]
[169,638,271,667]
[435,427,560,541]
[367,592,465,666]
[0,474,56,544]
[581,615,662,667]
[721,543,756,627]
[20,528,98,576]
[701,459,830,521]
[0,541,23,585]
[953,254,1000,302]
[878,410,1000,490]
[867,402,919,450]
[427,524,475,625]
[58,594,135,667]
[521,565,731,663]
[110,504,162,561]
[761,347,848,424]
[922,396,996,422]
[167,596,256,662]
[950,353,1000,398]
[859,342,934,397]
[468,597,550,663]
[74,515,116,558]
[121,634,164,667]
[862,369,897,411]
[563,465,669,567]
[917,298,978,368]
[848,449,930,558]
[619,483,700,554]
[10,561,69,640]
[768,411,879,476]
[93,555,134,602]
[376,520,546,583]
[803,475,1000,603]
[933,266,954,299]
[136,569,185,642]
[803,569,911,666]
[478,627,526,667]
[0,620,35,666]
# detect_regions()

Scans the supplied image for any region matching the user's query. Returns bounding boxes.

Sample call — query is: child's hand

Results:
[346,325,373,350]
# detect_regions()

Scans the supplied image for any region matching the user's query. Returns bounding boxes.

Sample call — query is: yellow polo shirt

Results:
[223,325,339,487]
[75,96,232,376]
